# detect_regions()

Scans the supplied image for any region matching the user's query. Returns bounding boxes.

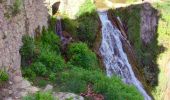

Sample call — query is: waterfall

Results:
[98,11,151,100]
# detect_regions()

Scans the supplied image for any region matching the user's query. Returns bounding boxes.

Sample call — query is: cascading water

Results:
[98,11,151,100]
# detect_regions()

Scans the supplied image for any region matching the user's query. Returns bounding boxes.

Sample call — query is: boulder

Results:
[54,92,84,100]
[44,84,53,92]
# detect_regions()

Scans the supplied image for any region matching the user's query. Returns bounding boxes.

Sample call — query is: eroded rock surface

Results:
[140,3,158,44]
[0,0,48,99]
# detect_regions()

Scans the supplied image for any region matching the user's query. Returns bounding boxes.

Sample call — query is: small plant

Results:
[49,72,56,82]
[12,0,22,16]
[23,91,54,100]
[30,62,47,76]
[0,70,9,83]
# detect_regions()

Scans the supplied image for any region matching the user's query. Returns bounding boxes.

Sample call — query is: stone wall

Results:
[0,0,48,80]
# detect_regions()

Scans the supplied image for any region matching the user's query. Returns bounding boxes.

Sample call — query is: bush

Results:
[62,18,79,39]
[37,47,65,72]
[57,67,143,100]
[0,70,9,83]
[30,62,47,76]
[40,29,61,51]
[77,15,99,46]
[20,35,35,66]
[22,68,36,80]
[23,91,54,100]
[67,42,99,69]
[49,72,56,82]
[76,0,99,46]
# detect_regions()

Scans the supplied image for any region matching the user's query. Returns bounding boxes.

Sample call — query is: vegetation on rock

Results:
[23,91,54,100]
[62,0,99,47]
[0,70,9,83]
[12,0,22,16]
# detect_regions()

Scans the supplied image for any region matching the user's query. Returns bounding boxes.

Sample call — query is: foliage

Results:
[22,67,36,80]
[48,16,57,35]
[77,14,99,46]
[20,35,35,67]
[57,67,143,100]
[21,29,65,87]
[49,72,56,82]
[62,0,99,47]
[37,47,65,72]
[23,91,54,100]
[12,0,22,16]
[30,62,47,76]
[61,18,78,39]
[0,70,9,83]
[37,79,48,88]
[39,29,61,52]
[67,42,99,69]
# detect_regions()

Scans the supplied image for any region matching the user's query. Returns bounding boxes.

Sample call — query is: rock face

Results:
[140,3,158,44]
[0,0,48,82]
[59,0,86,19]
[0,0,48,98]
[45,0,86,18]
[0,79,39,99]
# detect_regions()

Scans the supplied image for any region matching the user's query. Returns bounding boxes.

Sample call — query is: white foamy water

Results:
[98,11,151,100]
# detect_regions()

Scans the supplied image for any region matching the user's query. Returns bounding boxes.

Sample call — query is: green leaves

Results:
[0,70,9,83]
[57,67,143,100]
[67,42,98,69]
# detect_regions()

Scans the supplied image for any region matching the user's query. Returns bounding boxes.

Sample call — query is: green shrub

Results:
[62,18,79,39]
[57,67,143,100]
[22,68,36,80]
[77,15,99,46]
[67,42,99,69]
[12,0,22,16]
[0,70,9,83]
[30,62,47,76]
[37,47,65,72]
[76,0,99,46]
[20,35,35,66]
[40,29,61,50]
[49,72,56,82]
[23,91,54,100]
[48,16,57,32]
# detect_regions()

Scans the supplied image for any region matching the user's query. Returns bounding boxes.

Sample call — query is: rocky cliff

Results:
[0,0,48,81]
